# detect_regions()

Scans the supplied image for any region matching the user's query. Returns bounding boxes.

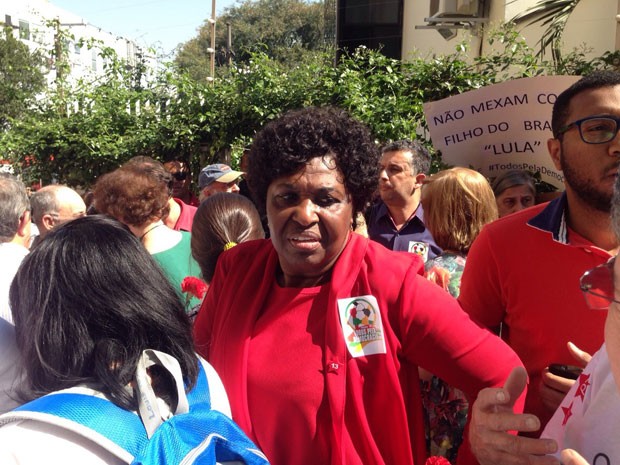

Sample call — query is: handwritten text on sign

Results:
[423,75,580,190]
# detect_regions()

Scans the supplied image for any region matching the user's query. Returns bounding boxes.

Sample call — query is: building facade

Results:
[0,0,147,87]
[337,0,619,62]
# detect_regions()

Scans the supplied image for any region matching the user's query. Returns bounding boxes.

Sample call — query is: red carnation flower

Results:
[425,456,451,465]
[181,276,208,300]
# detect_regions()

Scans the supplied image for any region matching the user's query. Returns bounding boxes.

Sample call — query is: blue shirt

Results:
[527,192,569,242]
[367,201,442,262]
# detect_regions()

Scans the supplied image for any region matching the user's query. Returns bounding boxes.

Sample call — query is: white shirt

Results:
[542,344,620,464]
[0,242,27,414]
[0,242,28,323]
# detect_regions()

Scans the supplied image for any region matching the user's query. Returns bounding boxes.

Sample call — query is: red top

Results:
[248,283,331,464]
[172,198,197,232]
[459,199,609,430]
[195,233,525,465]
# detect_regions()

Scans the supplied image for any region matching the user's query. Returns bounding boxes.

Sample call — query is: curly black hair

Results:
[247,106,380,219]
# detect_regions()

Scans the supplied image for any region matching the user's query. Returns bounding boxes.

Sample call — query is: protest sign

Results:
[423,75,580,190]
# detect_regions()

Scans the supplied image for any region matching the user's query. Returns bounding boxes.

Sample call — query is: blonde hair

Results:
[421,167,497,254]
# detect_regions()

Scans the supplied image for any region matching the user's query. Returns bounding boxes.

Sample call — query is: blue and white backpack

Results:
[0,350,268,465]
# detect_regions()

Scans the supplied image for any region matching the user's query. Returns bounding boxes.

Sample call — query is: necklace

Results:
[139,223,163,241]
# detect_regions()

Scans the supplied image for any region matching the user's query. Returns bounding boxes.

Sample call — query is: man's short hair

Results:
[381,139,432,176]
[0,175,29,243]
[552,70,620,138]
[30,186,61,225]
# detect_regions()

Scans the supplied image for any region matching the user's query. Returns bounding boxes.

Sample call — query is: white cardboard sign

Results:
[423,75,580,189]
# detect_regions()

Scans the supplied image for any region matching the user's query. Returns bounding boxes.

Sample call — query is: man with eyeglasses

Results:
[468,156,620,465]
[198,163,243,202]
[459,70,620,442]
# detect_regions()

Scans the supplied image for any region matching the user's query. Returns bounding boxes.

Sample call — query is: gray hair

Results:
[491,170,536,198]
[0,174,30,243]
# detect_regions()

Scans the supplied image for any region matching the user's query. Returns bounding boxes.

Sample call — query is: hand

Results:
[469,367,559,465]
[539,370,576,412]
[540,342,592,412]
[567,341,592,365]
[560,449,589,465]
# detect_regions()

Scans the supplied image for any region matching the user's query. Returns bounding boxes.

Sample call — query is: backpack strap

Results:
[0,355,212,462]
[0,356,267,465]
[0,392,140,463]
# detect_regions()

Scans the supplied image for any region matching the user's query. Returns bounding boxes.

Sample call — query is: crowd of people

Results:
[0,70,618,465]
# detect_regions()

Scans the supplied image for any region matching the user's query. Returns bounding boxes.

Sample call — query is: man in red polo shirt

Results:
[459,70,620,437]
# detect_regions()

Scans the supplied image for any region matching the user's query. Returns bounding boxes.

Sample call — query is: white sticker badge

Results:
[408,241,429,262]
[338,295,386,358]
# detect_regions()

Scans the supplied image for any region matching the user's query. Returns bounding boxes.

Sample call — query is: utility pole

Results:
[226,22,232,66]
[54,19,63,84]
[616,0,620,53]
[53,18,86,98]
[208,0,216,83]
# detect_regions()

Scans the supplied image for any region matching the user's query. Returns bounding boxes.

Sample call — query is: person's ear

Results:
[414,173,426,189]
[41,213,56,232]
[17,209,31,238]
[548,138,562,171]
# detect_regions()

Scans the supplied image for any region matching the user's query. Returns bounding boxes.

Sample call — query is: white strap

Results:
[135,349,189,438]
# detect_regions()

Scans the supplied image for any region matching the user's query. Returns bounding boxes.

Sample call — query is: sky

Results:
[51,0,238,57]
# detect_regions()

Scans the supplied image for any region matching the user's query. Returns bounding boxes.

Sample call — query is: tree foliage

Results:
[175,0,326,82]
[0,27,46,129]
[2,23,618,188]
[509,0,581,63]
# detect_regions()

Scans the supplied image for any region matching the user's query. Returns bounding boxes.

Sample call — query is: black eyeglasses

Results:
[558,115,620,144]
[172,171,188,181]
[580,256,620,309]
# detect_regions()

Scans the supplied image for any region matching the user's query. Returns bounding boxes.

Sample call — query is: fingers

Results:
[539,368,574,411]
[479,407,542,433]
[474,433,559,465]
[541,370,575,394]
[567,341,592,366]
[560,449,590,465]
[471,416,559,465]
[470,367,560,465]
[539,383,569,412]
[503,365,528,408]
[472,367,529,418]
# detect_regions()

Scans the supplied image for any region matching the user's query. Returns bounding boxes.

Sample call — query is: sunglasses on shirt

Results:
[580,256,620,309]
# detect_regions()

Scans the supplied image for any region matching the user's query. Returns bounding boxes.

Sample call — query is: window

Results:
[337,0,403,59]
[19,20,30,40]
[344,0,399,25]
[91,49,97,71]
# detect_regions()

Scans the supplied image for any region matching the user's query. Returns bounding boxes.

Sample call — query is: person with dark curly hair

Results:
[193,106,525,465]
[93,163,202,316]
